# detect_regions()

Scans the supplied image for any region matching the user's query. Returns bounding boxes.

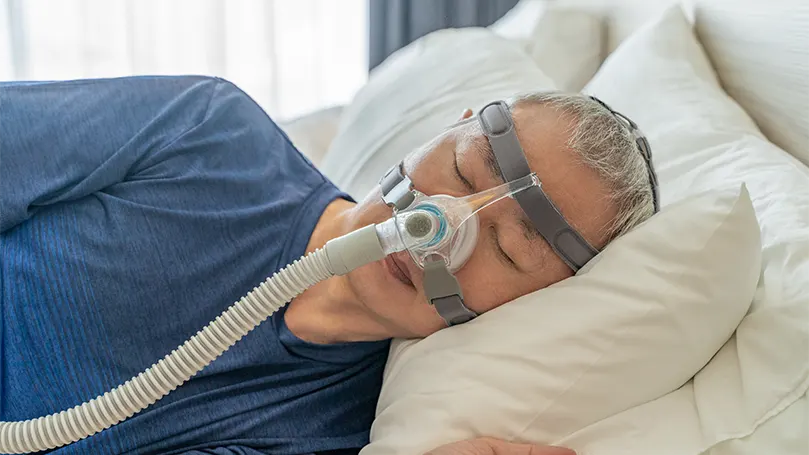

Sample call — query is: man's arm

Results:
[0,76,224,233]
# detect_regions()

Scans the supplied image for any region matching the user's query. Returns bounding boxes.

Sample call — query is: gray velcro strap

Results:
[422,257,477,326]
[433,296,476,326]
[478,101,598,271]
[379,162,416,210]
[515,187,598,270]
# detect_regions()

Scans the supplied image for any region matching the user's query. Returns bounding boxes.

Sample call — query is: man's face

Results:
[344,104,616,337]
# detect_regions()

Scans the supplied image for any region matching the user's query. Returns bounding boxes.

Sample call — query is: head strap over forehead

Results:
[478,101,598,271]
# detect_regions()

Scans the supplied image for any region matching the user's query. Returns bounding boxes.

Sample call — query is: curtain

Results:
[0,0,368,120]
[368,0,519,70]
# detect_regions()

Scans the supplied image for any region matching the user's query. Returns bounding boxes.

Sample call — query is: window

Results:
[0,0,369,120]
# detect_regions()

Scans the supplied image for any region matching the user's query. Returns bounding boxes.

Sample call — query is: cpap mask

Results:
[2,99,660,453]
[377,172,540,271]
[375,162,541,325]
[375,167,541,325]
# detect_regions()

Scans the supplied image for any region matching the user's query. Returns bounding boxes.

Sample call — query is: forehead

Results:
[461,103,616,249]
[455,103,576,182]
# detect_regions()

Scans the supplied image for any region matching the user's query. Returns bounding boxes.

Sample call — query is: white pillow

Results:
[486,0,549,42]
[319,28,557,200]
[551,5,809,454]
[694,0,809,166]
[278,106,344,167]
[488,0,603,91]
[363,184,761,455]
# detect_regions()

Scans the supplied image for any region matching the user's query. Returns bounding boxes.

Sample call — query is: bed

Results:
[280,1,809,454]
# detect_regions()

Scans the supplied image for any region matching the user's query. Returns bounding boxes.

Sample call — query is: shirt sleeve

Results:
[0,76,231,233]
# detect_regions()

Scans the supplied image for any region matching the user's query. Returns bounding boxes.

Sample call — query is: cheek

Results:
[454,240,571,314]
[352,188,395,228]
[403,138,459,196]
[454,245,519,313]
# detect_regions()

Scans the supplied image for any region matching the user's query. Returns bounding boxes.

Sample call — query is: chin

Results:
[352,258,414,304]
[346,258,436,336]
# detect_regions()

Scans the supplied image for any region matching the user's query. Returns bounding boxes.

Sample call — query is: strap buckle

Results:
[422,257,477,326]
[379,162,416,211]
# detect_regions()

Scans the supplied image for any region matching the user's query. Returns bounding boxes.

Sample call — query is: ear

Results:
[458,109,473,121]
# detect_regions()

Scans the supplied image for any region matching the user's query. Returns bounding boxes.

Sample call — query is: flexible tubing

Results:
[0,247,335,454]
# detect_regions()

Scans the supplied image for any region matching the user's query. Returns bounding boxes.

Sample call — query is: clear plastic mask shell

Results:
[385,172,539,273]
[396,192,480,273]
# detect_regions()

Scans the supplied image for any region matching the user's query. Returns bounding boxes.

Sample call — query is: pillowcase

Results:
[488,0,603,91]
[694,0,809,166]
[552,5,809,454]
[319,28,557,200]
[363,184,761,455]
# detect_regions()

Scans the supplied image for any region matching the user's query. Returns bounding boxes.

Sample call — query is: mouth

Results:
[384,255,414,288]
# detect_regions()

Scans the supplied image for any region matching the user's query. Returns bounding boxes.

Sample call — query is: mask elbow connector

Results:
[325,209,443,276]
[375,209,442,256]
[324,224,386,275]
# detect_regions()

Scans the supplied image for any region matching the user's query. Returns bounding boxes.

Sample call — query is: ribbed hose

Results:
[0,247,335,454]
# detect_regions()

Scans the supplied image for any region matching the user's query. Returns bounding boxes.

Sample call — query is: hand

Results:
[424,437,576,455]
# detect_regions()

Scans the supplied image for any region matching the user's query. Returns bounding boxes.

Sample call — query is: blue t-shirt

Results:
[0,76,390,454]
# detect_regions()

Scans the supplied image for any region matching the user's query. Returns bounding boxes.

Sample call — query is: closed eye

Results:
[454,153,474,192]
[490,225,517,269]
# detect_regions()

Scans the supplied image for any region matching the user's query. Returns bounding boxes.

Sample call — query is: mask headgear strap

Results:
[587,95,660,212]
[379,163,478,326]
[422,256,477,326]
[478,101,599,271]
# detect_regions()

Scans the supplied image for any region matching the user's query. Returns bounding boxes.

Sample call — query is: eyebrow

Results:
[519,218,540,243]
[473,137,505,184]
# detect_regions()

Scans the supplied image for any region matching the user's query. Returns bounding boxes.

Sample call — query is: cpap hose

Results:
[0,223,399,454]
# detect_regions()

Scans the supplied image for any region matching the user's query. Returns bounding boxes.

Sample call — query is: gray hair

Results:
[505,92,657,241]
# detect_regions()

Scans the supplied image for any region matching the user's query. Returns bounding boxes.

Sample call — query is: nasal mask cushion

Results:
[394,192,479,273]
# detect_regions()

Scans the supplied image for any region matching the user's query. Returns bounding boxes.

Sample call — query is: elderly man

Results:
[0,76,657,454]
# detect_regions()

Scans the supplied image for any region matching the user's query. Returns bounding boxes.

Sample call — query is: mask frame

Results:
[379,161,479,326]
